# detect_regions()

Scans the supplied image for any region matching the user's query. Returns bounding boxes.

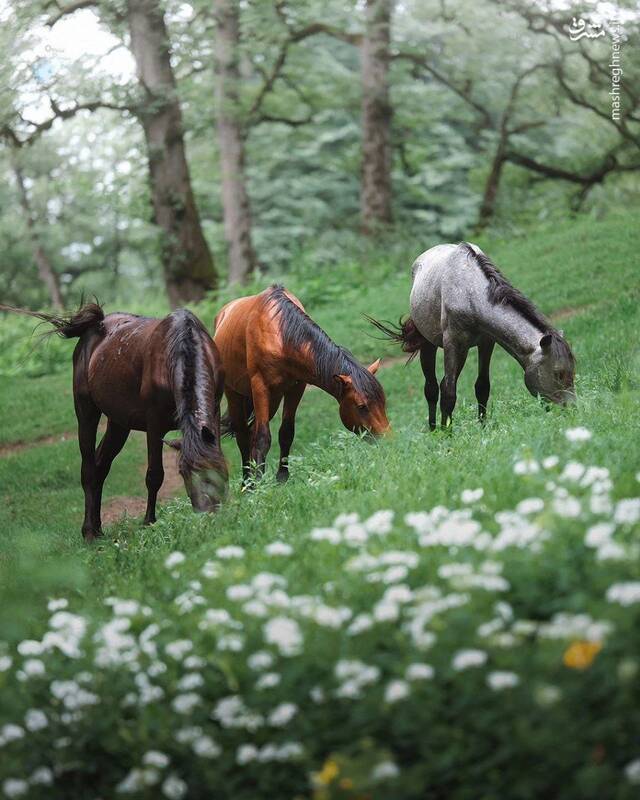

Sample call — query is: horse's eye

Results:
[358,404,369,413]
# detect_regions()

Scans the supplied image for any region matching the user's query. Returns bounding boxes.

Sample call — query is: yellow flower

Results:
[315,759,340,786]
[563,640,602,670]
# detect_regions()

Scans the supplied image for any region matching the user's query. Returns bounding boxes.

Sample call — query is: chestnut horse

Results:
[214,285,389,483]
[1,303,227,540]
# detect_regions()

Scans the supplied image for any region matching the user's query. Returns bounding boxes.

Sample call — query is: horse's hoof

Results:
[83,531,103,543]
[276,469,289,484]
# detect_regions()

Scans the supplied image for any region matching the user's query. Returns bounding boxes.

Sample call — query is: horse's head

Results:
[524,332,576,405]
[334,359,391,436]
[164,426,228,512]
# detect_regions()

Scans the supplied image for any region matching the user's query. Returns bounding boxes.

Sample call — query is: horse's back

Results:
[410,243,488,346]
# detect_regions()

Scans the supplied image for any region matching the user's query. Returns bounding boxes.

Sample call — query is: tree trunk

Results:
[213,0,256,285]
[476,135,507,231]
[360,0,393,233]
[127,0,217,306]
[12,156,64,310]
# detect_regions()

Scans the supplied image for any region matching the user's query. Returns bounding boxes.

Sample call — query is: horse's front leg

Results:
[419,341,439,431]
[440,334,468,429]
[249,373,273,481]
[94,419,130,525]
[144,428,164,525]
[276,382,305,483]
[475,339,495,422]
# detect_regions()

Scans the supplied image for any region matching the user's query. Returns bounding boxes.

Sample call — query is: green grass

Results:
[0,210,639,798]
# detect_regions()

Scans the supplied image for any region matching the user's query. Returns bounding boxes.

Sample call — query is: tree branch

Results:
[46,0,97,27]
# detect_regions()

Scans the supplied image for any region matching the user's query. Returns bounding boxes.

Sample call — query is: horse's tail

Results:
[220,395,255,438]
[0,301,105,339]
[364,314,427,361]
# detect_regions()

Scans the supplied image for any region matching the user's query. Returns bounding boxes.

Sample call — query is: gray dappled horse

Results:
[369,242,576,429]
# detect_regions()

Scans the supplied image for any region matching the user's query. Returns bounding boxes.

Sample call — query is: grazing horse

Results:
[0,303,227,540]
[369,242,575,429]
[214,284,389,483]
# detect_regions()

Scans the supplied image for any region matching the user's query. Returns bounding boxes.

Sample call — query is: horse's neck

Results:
[479,304,542,368]
[287,338,343,400]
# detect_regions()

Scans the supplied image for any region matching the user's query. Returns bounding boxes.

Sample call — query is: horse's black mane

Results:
[267,285,384,400]
[167,309,222,470]
[460,243,574,364]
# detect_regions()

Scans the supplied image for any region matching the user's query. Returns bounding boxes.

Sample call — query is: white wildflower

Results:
[192,736,221,759]
[201,560,220,579]
[516,497,544,515]
[176,673,204,692]
[268,702,298,726]
[553,495,581,518]
[265,541,293,556]
[371,761,399,781]
[263,616,303,656]
[364,510,394,535]
[565,427,591,442]
[237,744,258,764]
[164,551,185,570]
[513,459,539,475]
[615,498,640,525]
[625,759,640,784]
[29,767,53,786]
[585,523,614,548]
[17,640,43,656]
[47,598,68,612]
[452,649,487,671]
[0,656,12,672]
[405,663,434,681]
[606,582,640,606]
[161,775,187,800]
[0,724,24,744]
[255,672,281,690]
[24,709,48,732]
[335,512,359,527]
[542,456,559,469]
[347,613,374,636]
[487,671,519,690]
[310,527,341,544]
[216,545,245,559]
[385,679,410,703]
[143,751,169,768]
[171,693,201,714]
[165,640,193,660]
[2,779,28,798]
[248,651,274,671]
[461,488,484,504]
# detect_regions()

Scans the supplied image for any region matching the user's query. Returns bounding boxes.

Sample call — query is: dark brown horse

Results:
[214,284,389,483]
[0,303,227,540]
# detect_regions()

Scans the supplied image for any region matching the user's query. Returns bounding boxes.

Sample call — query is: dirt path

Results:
[101,443,184,525]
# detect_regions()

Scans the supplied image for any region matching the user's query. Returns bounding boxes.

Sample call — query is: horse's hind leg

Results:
[276,382,305,483]
[440,335,468,429]
[144,429,164,525]
[475,340,495,422]
[94,419,130,528]
[74,395,102,541]
[419,341,439,431]
[226,389,251,485]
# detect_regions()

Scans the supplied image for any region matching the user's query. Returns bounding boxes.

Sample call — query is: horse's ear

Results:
[367,358,381,375]
[558,329,564,338]
[333,374,352,388]
[201,426,216,445]
[163,438,182,451]
[540,334,553,351]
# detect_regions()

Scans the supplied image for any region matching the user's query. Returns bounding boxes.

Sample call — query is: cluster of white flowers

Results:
[1,444,639,795]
